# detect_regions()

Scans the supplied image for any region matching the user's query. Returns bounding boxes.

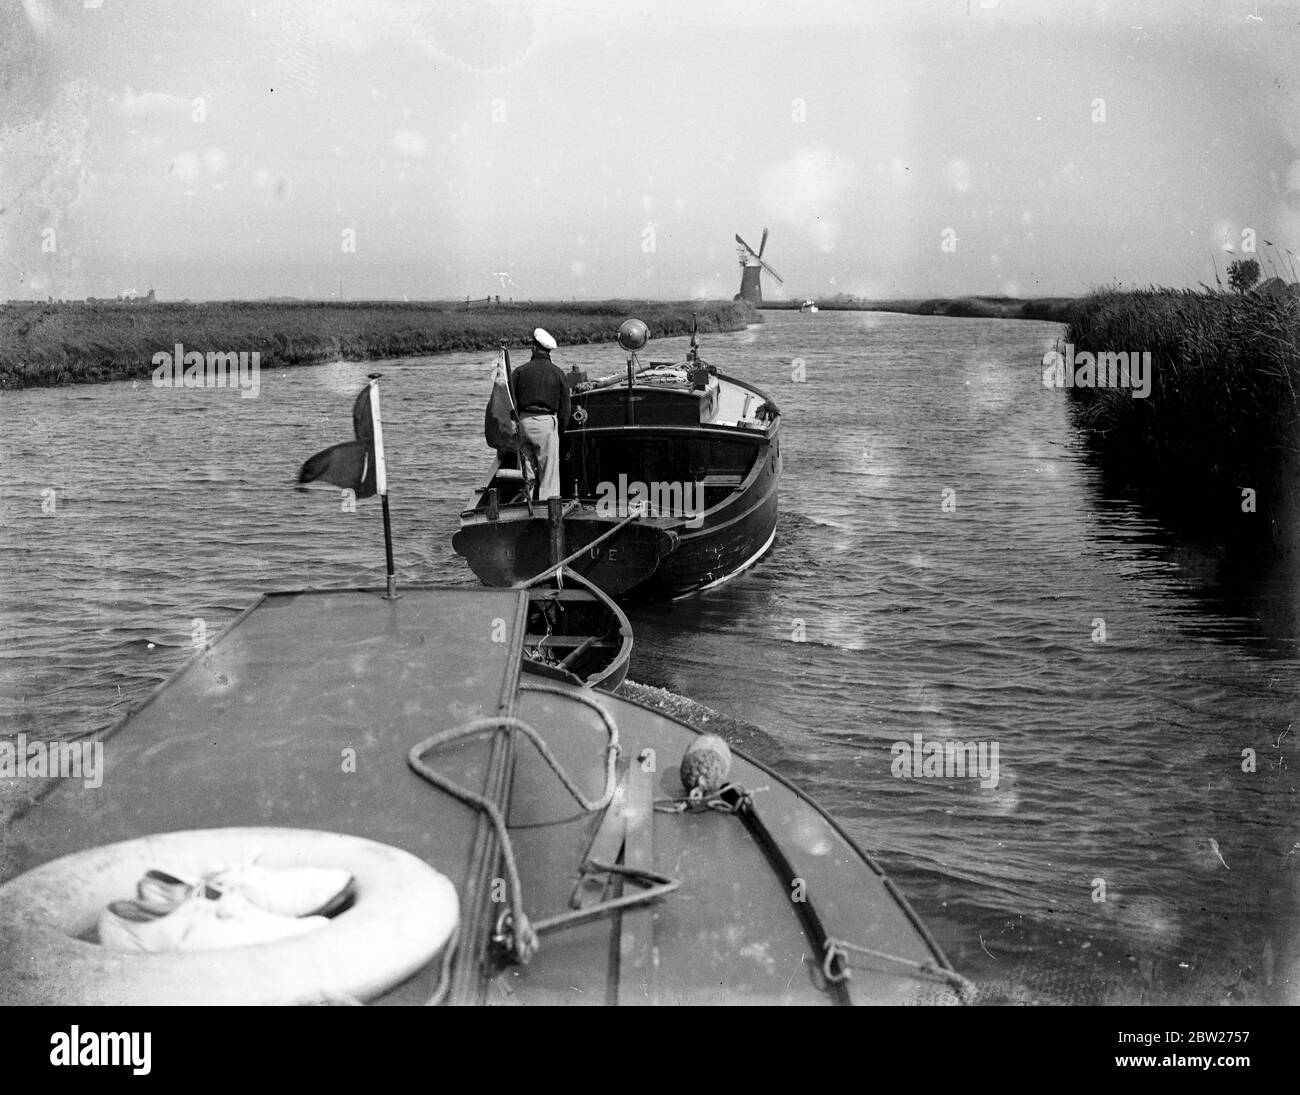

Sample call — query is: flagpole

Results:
[367,373,398,600]
[498,341,533,516]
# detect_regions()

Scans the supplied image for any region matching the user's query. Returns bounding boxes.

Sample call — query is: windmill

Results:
[734,228,783,304]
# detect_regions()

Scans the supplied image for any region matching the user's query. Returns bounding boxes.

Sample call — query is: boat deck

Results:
[0,588,957,1005]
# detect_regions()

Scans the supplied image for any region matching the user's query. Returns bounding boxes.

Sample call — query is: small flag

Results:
[298,384,377,498]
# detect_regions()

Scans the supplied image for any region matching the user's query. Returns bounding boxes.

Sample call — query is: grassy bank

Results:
[1062,286,1300,515]
[0,298,760,389]
[762,295,1080,323]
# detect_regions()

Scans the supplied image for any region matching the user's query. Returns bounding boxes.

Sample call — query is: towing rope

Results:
[406,683,621,965]
[513,507,646,590]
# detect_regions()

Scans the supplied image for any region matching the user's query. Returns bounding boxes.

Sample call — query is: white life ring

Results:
[0,827,458,1005]
[571,405,588,425]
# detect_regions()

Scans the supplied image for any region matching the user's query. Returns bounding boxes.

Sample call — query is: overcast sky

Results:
[4,0,1299,302]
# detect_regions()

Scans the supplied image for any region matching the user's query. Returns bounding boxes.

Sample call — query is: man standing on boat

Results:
[509,327,571,501]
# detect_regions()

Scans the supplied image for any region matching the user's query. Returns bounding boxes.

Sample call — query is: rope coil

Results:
[407,684,621,965]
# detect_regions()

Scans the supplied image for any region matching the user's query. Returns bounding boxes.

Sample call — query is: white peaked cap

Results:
[533,328,557,351]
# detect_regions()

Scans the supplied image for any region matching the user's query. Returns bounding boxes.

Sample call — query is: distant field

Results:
[763,296,1081,323]
[0,299,759,389]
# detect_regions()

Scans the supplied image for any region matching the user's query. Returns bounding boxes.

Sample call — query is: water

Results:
[2,310,1297,1005]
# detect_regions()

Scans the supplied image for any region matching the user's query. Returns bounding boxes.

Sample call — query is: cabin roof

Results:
[578,367,776,430]
[1,588,529,891]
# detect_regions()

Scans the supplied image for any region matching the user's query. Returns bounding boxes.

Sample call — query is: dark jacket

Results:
[509,350,571,428]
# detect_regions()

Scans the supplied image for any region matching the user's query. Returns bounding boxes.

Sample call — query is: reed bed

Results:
[1062,286,1300,492]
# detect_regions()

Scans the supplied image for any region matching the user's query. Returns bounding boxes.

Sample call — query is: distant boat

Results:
[454,318,781,600]
[799,299,819,313]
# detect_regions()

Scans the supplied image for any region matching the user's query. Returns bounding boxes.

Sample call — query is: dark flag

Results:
[484,347,517,452]
[298,385,378,498]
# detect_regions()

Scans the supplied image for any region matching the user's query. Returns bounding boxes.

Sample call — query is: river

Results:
[2,309,1297,1004]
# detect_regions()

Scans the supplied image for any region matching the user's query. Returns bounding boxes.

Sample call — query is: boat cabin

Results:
[560,363,779,512]
[571,362,776,432]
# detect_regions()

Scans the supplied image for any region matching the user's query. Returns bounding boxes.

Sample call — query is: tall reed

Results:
[1062,286,1300,493]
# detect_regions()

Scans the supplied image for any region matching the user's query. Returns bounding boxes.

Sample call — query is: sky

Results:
[3,0,1299,302]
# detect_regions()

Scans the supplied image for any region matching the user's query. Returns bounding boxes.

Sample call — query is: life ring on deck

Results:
[0,827,458,1005]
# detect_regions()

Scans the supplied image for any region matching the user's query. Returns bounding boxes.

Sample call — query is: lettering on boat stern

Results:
[891,732,999,789]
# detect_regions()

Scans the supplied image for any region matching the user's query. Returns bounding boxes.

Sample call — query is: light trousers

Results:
[518,412,560,500]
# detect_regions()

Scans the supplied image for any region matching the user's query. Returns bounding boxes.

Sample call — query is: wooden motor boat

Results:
[0,587,968,1006]
[454,319,780,600]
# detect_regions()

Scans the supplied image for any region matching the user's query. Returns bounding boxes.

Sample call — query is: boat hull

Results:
[0,588,961,1006]
[457,359,782,600]
[455,423,781,600]
[636,428,780,599]
[453,511,677,595]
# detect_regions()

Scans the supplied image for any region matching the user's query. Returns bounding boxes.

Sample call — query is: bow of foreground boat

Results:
[474,687,967,1006]
[0,588,966,1006]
